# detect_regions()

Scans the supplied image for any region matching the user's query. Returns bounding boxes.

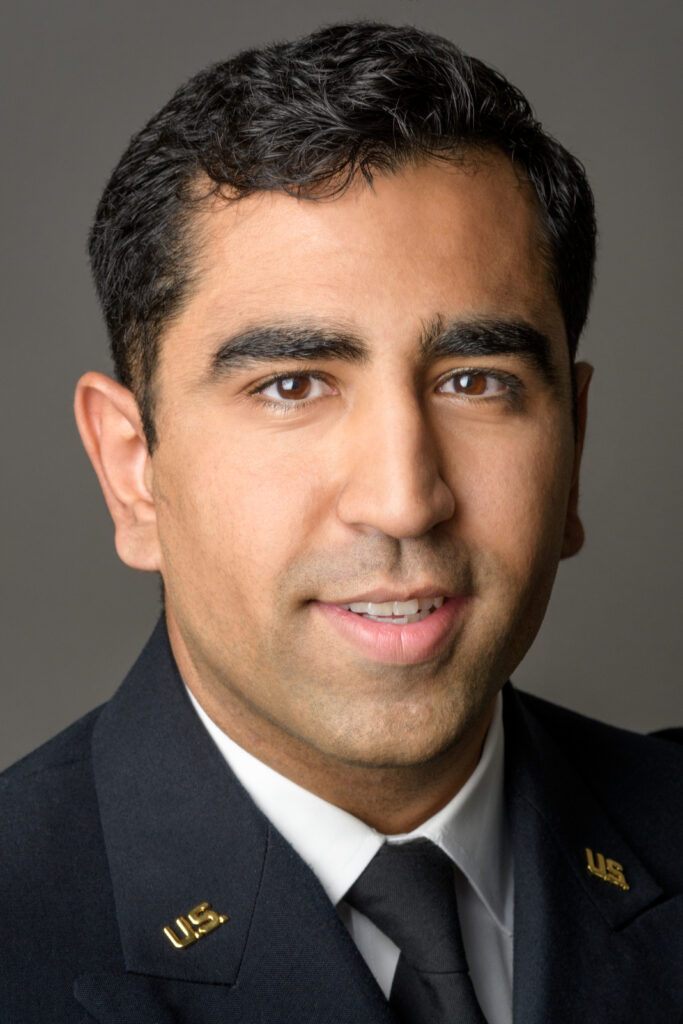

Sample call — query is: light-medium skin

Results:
[75,154,591,834]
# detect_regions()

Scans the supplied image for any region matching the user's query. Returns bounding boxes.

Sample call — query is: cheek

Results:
[154,427,327,596]
[448,425,574,569]
[221,440,328,558]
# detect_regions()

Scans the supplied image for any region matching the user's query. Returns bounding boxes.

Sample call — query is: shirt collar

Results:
[186,688,510,933]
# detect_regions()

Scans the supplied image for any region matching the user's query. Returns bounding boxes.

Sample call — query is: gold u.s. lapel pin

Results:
[584,848,630,890]
[163,901,229,949]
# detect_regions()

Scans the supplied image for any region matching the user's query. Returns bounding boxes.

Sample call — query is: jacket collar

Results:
[78,618,394,1023]
[503,684,683,1023]
[75,621,682,1022]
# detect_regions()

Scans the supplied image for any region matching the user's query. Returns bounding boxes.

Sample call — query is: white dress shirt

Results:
[187,688,513,1024]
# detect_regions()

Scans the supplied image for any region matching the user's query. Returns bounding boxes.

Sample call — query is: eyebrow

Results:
[420,316,558,385]
[209,325,369,376]
[208,317,558,384]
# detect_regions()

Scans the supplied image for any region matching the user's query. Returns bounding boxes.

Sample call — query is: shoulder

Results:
[2,703,102,775]
[1,704,103,815]
[512,686,683,773]
[0,705,124,1016]
[0,703,108,889]
[649,726,683,745]
[508,687,683,874]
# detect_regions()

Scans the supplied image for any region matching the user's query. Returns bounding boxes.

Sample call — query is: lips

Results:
[313,595,468,665]
[330,586,452,604]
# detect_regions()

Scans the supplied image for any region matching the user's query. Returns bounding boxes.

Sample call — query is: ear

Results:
[561,361,593,559]
[74,372,162,571]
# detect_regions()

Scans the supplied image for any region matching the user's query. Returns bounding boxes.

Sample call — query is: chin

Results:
[314,699,485,771]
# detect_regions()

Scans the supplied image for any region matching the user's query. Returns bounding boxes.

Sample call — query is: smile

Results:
[338,596,445,624]
[314,595,467,665]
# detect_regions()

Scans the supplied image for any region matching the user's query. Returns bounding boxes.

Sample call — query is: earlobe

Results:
[561,361,593,559]
[74,372,162,571]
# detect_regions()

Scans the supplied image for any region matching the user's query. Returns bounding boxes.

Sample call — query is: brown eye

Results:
[256,373,335,405]
[453,372,487,395]
[275,376,311,399]
[437,371,507,398]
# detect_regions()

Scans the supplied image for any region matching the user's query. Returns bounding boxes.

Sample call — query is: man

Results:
[1,21,681,1024]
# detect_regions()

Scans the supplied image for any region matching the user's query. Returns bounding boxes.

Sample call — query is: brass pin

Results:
[585,848,630,890]
[163,902,229,949]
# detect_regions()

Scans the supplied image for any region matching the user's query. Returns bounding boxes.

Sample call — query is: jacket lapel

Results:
[75,620,394,1024]
[74,625,681,1022]
[504,686,683,1023]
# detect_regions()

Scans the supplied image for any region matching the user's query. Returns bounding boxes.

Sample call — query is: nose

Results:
[335,387,456,539]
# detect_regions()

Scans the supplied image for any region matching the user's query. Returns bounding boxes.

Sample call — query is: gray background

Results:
[1,0,681,771]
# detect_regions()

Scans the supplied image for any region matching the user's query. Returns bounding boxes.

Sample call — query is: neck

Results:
[192,681,494,834]
[276,725,493,834]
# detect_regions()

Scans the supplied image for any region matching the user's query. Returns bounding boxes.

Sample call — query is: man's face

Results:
[149,155,587,770]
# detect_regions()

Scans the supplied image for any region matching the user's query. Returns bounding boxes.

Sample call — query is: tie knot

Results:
[344,839,467,972]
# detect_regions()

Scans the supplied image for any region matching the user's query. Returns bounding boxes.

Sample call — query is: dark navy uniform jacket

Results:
[2,620,682,1023]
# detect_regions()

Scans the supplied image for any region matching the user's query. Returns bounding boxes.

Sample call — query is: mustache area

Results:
[286,540,478,604]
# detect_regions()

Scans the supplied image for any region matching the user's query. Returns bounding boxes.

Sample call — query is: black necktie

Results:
[344,839,487,1024]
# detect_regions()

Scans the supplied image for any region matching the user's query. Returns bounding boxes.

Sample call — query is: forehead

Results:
[160,154,564,377]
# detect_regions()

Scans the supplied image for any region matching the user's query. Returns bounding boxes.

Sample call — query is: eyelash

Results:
[248,367,524,414]
[248,369,333,414]
[437,368,524,403]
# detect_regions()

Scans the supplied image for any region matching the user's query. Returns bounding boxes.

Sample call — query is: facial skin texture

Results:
[76,155,591,832]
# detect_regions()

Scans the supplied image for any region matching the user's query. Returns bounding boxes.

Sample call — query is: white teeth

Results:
[368,602,394,616]
[340,596,446,621]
